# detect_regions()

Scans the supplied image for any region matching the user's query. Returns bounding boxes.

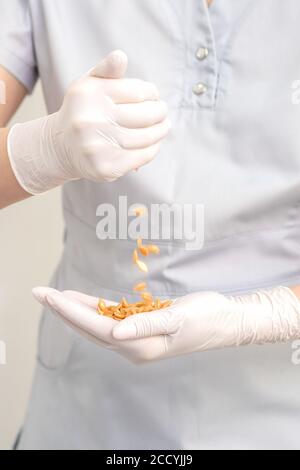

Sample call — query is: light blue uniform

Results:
[1,0,300,450]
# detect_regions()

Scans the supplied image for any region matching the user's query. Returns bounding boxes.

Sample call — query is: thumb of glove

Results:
[89,50,128,79]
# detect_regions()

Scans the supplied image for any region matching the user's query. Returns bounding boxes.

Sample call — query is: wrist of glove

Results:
[8,112,75,194]
[33,285,300,364]
[8,50,170,195]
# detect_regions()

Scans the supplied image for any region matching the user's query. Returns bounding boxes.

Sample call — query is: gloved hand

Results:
[32,288,168,364]
[112,286,300,360]
[33,286,300,364]
[8,50,170,194]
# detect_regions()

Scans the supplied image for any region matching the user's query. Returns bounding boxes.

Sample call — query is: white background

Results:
[0,83,64,449]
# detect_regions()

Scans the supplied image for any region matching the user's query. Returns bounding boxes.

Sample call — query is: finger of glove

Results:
[62,290,117,309]
[115,142,162,174]
[88,50,128,79]
[100,78,159,104]
[116,100,168,129]
[114,118,171,150]
[33,287,115,311]
[32,287,61,307]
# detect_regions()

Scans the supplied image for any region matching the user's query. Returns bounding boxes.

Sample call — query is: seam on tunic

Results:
[63,204,300,250]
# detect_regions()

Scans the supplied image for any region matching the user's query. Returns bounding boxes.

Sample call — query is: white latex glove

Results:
[112,286,300,360]
[8,50,170,194]
[33,286,300,363]
[32,288,169,364]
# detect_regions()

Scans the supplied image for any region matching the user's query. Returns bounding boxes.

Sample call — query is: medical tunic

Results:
[1,0,300,450]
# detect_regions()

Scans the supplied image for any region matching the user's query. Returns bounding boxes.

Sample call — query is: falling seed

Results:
[136,259,148,273]
[133,249,139,263]
[134,207,147,217]
[148,245,160,255]
[139,245,149,257]
[134,282,147,292]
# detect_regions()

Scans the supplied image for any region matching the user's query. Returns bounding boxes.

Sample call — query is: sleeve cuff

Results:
[0,46,38,93]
